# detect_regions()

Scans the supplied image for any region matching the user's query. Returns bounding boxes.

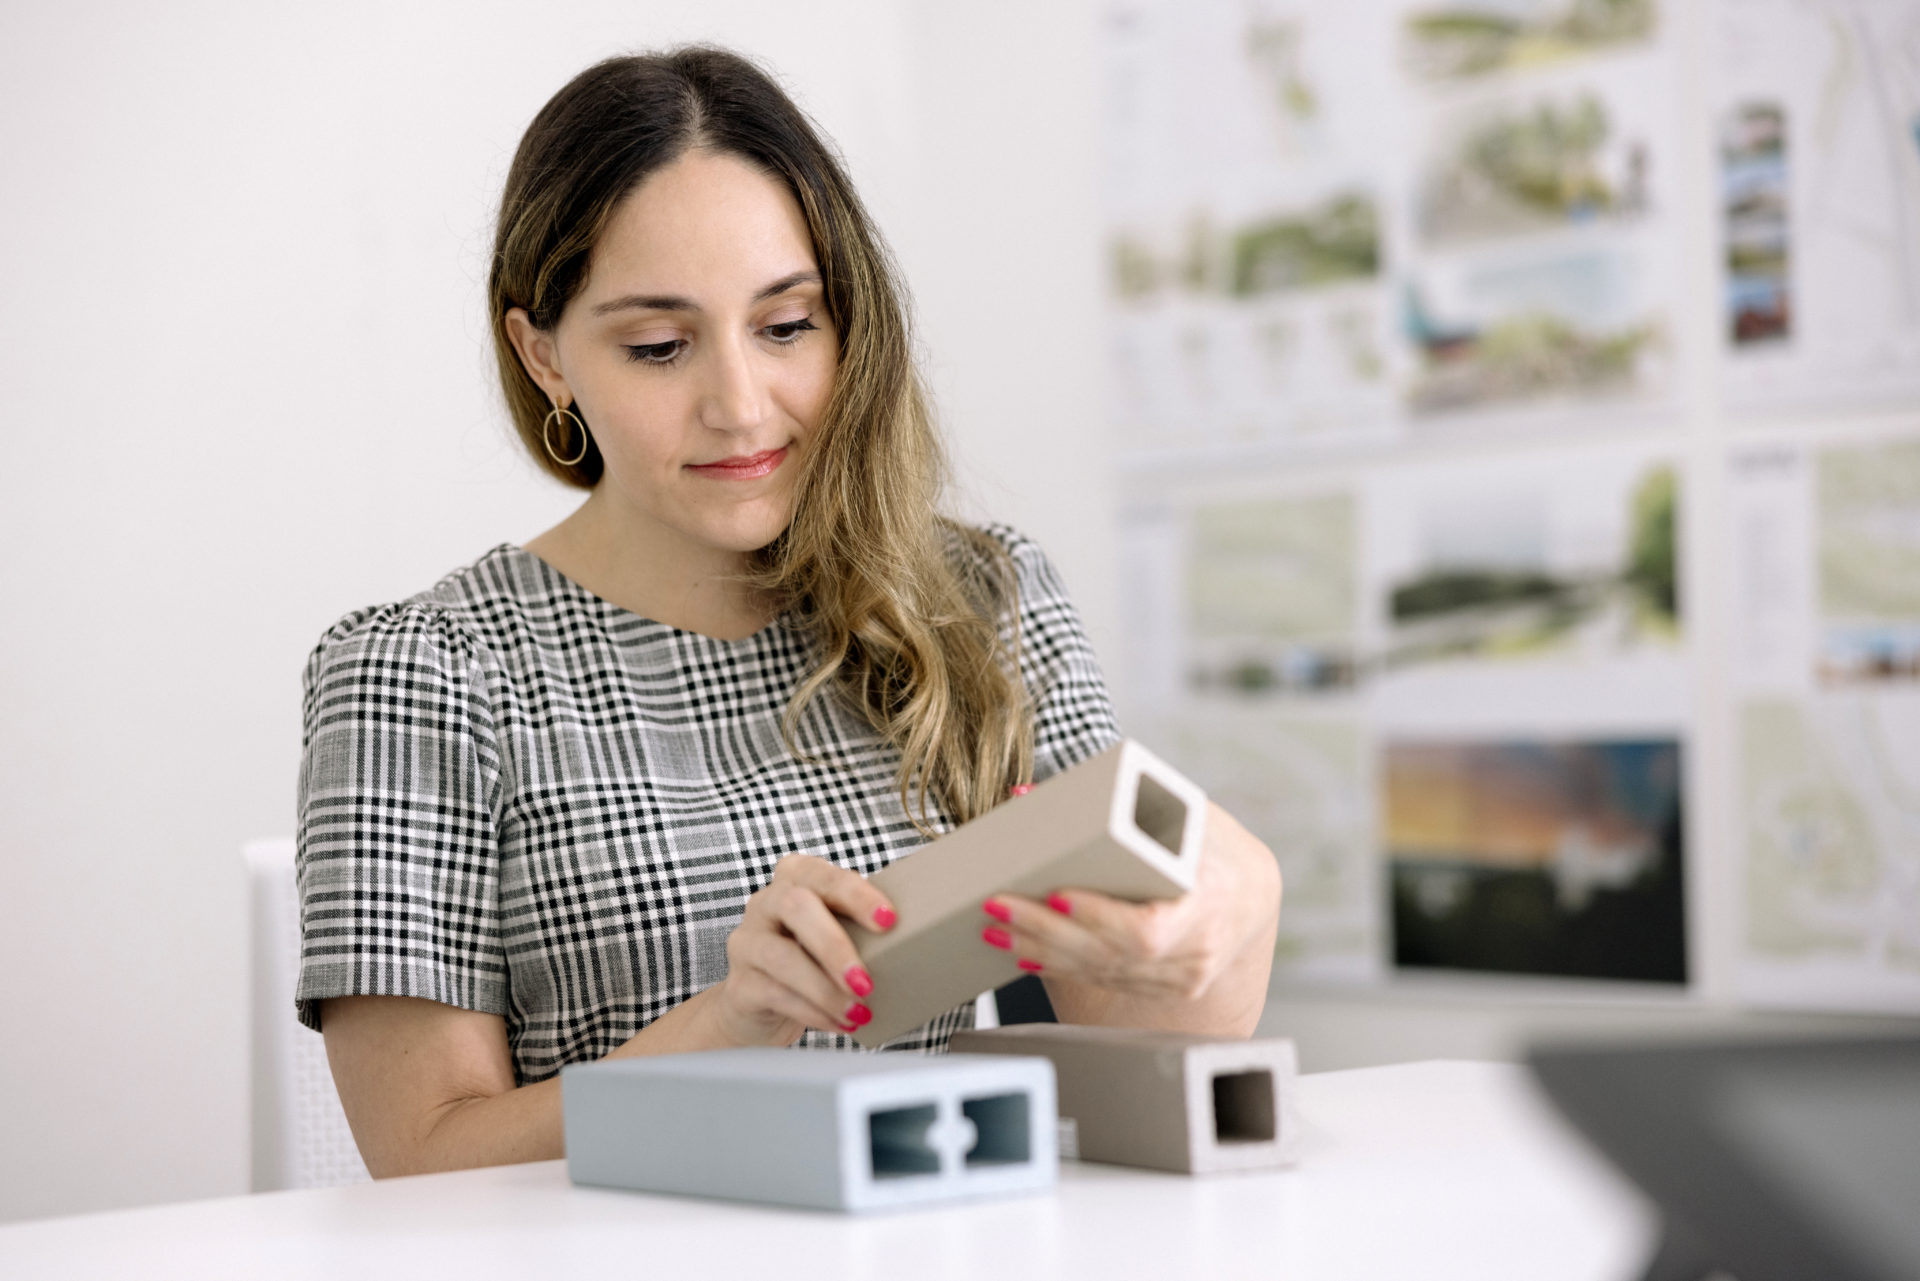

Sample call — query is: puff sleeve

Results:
[294,604,510,1031]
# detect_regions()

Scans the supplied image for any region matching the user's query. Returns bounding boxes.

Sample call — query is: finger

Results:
[984,890,1198,995]
[979,892,1117,978]
[779,884,878,1000]
[778,854,898,932]
[1039,887,1189,961]
[732,967,861,1035]
[733,929,874,1032]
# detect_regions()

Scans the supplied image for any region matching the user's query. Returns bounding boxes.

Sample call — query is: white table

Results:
[0,1061,1655,1280]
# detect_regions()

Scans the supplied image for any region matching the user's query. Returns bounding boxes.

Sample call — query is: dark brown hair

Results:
[487,48,1033,825]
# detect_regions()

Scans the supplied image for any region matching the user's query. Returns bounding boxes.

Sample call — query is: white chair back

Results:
[246,837,371,1190]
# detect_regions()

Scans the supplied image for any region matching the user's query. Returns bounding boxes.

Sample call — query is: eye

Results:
[764,317,818,344]
[624,339,685,365]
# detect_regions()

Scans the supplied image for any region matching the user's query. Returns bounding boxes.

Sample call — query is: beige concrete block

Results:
[848,740,1206,1046]
[948,1024,1301,1174]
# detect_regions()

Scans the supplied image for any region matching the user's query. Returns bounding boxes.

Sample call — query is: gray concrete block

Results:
[948,1025,1301,1174]
[563,1048,1058,1212]
[849,739,1208,1046]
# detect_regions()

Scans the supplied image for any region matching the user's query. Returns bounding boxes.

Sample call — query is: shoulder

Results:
[945,518,1046,570]
[949,523,1119,774]
[302,545,550,691]
[941,519,1077,613]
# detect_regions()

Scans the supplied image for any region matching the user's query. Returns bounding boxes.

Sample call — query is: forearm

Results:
[393,985,735,1176]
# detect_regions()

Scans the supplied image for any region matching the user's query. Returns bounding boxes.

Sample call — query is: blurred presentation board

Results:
[1102,0,1920,1012]
[1123,437,1690,989]
[1728,436,1920,1012]
[1105,0,1680,461]
[1716,0,1920,413]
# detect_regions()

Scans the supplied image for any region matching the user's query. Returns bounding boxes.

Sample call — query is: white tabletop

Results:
[0,1061,1654,1280]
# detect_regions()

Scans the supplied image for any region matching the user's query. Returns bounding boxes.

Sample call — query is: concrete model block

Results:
[947,1024,1301,1174]
[848,739,1207,1046]
[563,1048,1058,1212]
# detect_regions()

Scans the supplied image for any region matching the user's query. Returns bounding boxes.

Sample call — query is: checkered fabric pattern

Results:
[295,524,1121,1084]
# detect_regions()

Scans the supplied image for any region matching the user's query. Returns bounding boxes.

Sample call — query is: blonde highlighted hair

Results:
[487,47,1033,826]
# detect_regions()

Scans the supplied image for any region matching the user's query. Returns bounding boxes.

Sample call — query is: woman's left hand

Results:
[979,801,1281,1007]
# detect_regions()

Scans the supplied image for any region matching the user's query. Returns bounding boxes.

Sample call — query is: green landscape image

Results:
[1386,462,1678,667]
[1403,0,1657,83]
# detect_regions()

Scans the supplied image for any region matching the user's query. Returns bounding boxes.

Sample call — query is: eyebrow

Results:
[590,270,822,317]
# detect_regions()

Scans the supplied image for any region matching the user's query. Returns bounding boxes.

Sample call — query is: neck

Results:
[525,489,773,641]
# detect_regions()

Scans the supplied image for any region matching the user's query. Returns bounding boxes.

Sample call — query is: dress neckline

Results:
[495,543,789,647]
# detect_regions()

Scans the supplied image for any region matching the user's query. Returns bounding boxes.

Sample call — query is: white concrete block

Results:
[563,1048,1058,1212]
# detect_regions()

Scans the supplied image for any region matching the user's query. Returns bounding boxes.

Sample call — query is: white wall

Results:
[0,0,1111,1223]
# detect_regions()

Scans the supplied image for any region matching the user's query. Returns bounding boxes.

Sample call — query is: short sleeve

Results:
[981,524,1124,784]
[294,603,509,1031]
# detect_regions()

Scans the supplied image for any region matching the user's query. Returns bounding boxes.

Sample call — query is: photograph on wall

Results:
[1721,101,1791,345]
[1186,490,1361,697]
[1401,242,1672,418]
[1384,736,1688,983]
[1740,694,1920,1011]
[1108,193,1395,451]
[1370,448,1680,675]
[1717,0,1920,411]
[1414,79,1659,252]
[1400,0,1658,85]
[1148,710,1378,981]
[1817,435,1920,685]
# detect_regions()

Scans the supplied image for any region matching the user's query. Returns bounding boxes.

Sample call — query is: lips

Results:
[687,446,788,479]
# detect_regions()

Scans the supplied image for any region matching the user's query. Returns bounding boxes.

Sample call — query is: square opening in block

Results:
[961,1092,1031,1167]
[1132,773,1188,857]
[869,1103,940,1178]
[1211,1070,1277,1144]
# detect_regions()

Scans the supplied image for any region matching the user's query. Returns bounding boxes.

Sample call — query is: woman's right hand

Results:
[704,854,897,1046]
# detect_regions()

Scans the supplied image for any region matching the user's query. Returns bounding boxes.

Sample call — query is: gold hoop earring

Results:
[542,402,590,467]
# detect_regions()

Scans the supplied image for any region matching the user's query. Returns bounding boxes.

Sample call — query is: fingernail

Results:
[1018,958,1044,973]
[846,1002,873,1026]
[982,926,1012,950]
[872,905,897,930]
[838,1021,858,1034]
[1047,892,1073,916]
[1009,783,1034,797]
[982,898,1012,924]
[845,966,873,997]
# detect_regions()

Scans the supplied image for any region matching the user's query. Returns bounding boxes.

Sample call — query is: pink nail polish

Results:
[847,1002,873,1026]
[1018,958,1043,973]
[1009,783,1034,797]
[1047,892,1073,916]
[838,1021,858,1034]
[845,966,873,997]
[873,905,897,930]
[982,926,1012,950]
[982,898,1012,924]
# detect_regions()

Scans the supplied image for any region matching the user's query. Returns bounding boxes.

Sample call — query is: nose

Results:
[698,331,771,437]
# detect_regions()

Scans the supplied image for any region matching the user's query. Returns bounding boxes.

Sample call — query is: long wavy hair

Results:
[487,47,1033,827]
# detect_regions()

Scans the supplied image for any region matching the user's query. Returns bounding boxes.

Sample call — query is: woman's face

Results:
[511,148,839,559]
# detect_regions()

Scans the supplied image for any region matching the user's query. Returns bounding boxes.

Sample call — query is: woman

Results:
[297,46,1281,1178]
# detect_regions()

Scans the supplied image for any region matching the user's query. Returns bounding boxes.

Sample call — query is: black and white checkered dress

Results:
[294,523,1120,1084]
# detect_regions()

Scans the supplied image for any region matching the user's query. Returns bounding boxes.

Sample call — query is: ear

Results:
[504,308,572,405]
